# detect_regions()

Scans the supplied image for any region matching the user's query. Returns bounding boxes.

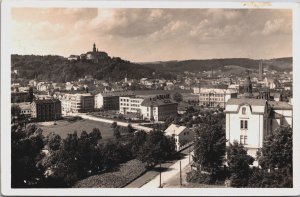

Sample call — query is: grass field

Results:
[36,119,114,140]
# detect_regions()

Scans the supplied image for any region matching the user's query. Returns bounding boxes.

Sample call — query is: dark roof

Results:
[99,89,192,97]
[268,101,292,110]
[32,99,61,104]
[141,98,177,107]
[227,98,266,106]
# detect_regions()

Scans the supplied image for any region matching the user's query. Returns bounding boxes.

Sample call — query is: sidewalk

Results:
[141,153,191,188]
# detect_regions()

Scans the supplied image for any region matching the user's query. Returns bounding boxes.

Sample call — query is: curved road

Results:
[69,113,153,132]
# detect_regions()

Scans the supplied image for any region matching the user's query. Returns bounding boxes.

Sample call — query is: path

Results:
[141,152,191,188]
[69,113,153,132]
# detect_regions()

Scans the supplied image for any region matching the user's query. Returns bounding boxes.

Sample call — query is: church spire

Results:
[93,43,96,52]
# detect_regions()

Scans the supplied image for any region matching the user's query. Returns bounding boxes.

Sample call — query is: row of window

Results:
[200,93,225,97]
[201,98,224,101]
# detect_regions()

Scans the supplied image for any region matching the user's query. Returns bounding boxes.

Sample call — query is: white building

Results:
[198,88,238,108]
[61,93,94,114]
[225,98,292,158]
[164,124,194,151]
[119,96,144,114]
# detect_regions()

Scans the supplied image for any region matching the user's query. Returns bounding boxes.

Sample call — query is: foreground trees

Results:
[11,125,45,188]
[249,126,293,187]
[12,121,176,188]
[227,141,254,187]
[187,111,226,184]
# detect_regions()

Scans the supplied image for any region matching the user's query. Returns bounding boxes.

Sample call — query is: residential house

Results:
[165,124,194,151]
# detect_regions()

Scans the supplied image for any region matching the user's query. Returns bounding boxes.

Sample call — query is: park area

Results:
[36,118,114,140]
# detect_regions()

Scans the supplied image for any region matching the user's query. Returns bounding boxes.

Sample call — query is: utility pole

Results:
[179,161,182,186]
[159,162,162,188]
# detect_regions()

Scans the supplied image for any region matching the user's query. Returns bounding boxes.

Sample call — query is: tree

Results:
[11,104,21,117]
[227,141,254,187]
[172,92,183,103]
[111,121,117,129]
[193,123,226,173]
[11,124,45,188]
[127,124,134,133]
[45,132,61,152]
[89,128,102,145]
[248,126,293,188]
[137,130,175,167]
[113,126,121,139]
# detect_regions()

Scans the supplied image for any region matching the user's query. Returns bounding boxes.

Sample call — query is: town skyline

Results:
[12,8,292,62]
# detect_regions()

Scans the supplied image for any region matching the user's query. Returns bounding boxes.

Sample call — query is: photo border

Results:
[1,0,300,196]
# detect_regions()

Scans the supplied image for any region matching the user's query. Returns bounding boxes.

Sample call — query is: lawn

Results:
[36,119,114,140]
[73,159,147,188]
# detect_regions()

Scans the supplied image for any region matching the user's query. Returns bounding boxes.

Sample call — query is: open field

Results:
[36,119,114,139]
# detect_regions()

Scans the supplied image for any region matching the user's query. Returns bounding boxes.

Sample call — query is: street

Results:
[69,113,153,132]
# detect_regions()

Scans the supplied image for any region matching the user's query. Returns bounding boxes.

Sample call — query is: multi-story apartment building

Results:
[198,88,238,108]
[95,92,134,111]
[119,96,144,114]
[140,97,178,122]
[61,93,94,114]
[31,99,61,122]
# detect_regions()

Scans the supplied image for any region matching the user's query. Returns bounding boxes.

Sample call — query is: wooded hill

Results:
[141,57,293,73]
[11,54,175,82]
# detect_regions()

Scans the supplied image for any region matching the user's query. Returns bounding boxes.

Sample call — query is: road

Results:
[141,152,191,188]
[69,113,153,132]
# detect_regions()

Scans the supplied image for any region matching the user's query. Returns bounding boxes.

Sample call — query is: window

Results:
[240,135,248,145]
[242,107,246,115]
[241,120,248,130]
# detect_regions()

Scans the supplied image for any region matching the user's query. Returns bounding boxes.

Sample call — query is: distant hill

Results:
[141,58,293,73]
[11,54,175,82]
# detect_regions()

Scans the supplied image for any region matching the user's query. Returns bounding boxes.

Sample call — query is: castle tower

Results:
[259,60,263,80]
[93,43,96,53]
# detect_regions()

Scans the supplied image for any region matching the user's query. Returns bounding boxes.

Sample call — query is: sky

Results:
[11,8,292,62]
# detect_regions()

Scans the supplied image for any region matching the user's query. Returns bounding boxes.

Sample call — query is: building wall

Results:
[199,88,237,108]
[141,103,178,121]
[119,97,144,114]
[175,128,194,151]
[226,105,264,157]
[61,94,94,113]
[31,100,61,122]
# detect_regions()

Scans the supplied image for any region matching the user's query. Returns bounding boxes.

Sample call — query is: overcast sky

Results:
[12,8,292,62]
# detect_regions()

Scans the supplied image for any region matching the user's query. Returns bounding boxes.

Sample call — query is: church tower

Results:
[93,43,96,53]
[244,70,252,94]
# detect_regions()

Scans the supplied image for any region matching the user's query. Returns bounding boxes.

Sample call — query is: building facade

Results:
[140,98,178,121]
[225,98,292,158]
[31,99,62,122]
[119,96,144,114]
[198,88,238,108]
[61,93,94,114]
[164,124,194,151]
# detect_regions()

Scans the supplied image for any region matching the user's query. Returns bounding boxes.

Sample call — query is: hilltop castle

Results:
[68,42,109,63]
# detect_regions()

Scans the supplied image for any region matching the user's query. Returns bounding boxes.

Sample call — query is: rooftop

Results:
[141,98,177,107]
[164,124,189,136]
[268,101,292,110]
[226,98,266,106]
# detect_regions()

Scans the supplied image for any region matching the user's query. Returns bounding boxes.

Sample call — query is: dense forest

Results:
[142,57,293,72]
[11,55,175,82]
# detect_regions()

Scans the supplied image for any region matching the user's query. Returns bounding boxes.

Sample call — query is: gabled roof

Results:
[164,124,189,136]
[226,98,266,114]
